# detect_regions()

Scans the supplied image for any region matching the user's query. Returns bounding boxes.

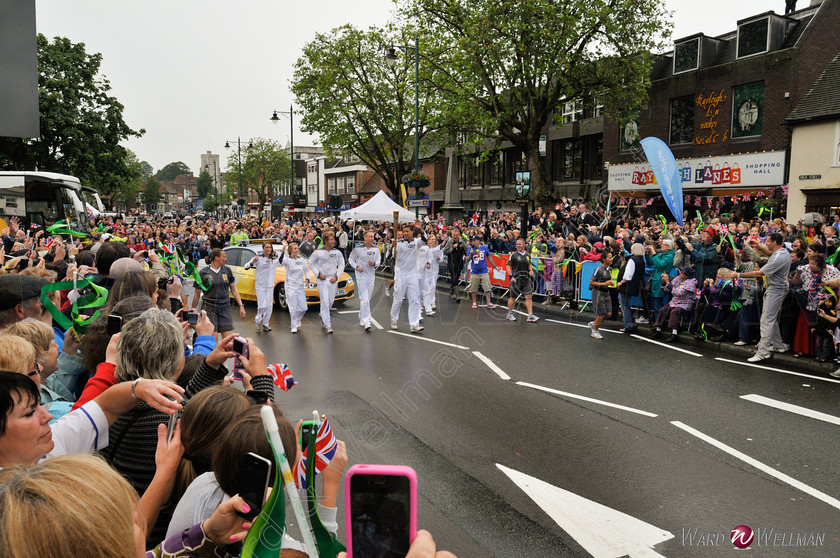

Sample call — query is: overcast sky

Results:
[35,0,793,175]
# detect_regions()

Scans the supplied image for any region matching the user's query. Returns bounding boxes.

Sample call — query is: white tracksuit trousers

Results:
[391,274,421,328]
[318,280,338,327]
[255,286,274,327]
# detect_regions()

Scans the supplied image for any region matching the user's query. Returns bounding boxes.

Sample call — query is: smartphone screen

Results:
[186,312,198,325]
[350,474,412,557]
[166,408,182,443]
[106,315,123,337]
[232,336,248,357]
[237,452,271,520]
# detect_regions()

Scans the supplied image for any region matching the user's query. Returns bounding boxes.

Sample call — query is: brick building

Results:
[601,0,840,219]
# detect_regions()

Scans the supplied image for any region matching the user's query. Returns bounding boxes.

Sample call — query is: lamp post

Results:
[270,106,296,197]
[384,36,421,217]
[224,138,252,212]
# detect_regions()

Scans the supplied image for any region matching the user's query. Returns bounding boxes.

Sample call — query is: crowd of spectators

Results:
[0,212,456,556]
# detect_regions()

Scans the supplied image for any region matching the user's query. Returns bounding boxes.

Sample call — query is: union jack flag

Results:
[160,242,176,255]
[267,363,296,392]
[469,210,480,227]
[29,223,41,230]
[44,236,55,249]
[295,416,338,489]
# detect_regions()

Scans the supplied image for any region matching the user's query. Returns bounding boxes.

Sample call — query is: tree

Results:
[140,161,154,179]
[0,35,144,195]
[142,176,162,208]
[224,138,290,208]
[155,161,192,182]
[112,149,144,209]
[291,24,445,202]
[196,169,214,200]
[400,0,671,204]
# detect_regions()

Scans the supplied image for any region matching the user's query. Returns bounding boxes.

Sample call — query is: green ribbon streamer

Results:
[241,432,287,558]
[303,422,346,557]
[695,211,705,232]
[46,219,88,238]
[827,251,838,266]
[40,277,109,335]
[700,323,708,341]
[657,214,667,228]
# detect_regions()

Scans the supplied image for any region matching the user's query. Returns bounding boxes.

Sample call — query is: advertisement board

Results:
[608,151,785,191]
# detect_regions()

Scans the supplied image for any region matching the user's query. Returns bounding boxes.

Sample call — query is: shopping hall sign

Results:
[608,151,785,191]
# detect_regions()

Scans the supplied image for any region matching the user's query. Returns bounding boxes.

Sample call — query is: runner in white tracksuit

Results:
[390,225,424,333]
[424,236,443,314]
[416,240,430,319]
[308,232,345,333]
[244,242,279,331]
[348,230,381,331]
[282,241,308,333]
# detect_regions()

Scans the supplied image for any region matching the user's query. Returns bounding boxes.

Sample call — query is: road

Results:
[229,278,840,557]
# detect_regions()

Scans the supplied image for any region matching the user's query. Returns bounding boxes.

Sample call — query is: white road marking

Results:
[472,351,511,380]
[516,381,658,417]
[671,421,840,511]
[631,335,703,357]
[546,318,621,334]
[369,317,384,330]
[497,464,673,558]
[715,357,840,384]
[337,310,357,314]
[740,394,840,426]
[386,330,469,350]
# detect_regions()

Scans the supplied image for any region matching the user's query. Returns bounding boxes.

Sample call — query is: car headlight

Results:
[345,276,354,285]
[305,281,316,289]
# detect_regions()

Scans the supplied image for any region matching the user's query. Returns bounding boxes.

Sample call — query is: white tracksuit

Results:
[349,244,381,327]
[390,238,423,328]
[417,244,430,314]
[309,248,345,328]
[282,253,308,330]
[423,245,442,312]
[244,254,278,327]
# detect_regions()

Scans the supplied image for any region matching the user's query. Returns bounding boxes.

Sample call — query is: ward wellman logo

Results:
[731,525,754,549]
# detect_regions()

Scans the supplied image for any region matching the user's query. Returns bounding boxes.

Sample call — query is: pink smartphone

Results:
[344,464,417,558]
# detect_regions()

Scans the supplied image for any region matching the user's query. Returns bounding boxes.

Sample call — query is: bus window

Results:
[25,180,61,225]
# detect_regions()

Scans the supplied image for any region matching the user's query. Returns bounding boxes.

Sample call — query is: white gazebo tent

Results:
[339,190,415,223]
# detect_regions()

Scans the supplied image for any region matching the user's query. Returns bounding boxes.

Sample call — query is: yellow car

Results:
[212,242,355,311]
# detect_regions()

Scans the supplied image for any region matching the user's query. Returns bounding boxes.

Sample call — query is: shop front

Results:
[607,150,788,220]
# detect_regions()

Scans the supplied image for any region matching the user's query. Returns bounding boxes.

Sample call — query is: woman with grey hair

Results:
[99,307,274,544]
[646,238,676,319]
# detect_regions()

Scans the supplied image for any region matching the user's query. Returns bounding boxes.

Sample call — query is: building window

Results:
[486,152,504,185]
[674,38,700,73]
[670,96,694,145]
[737,18,769,59]
[561,100,583,124]
[591,136,603,179]
[835,121,840,166]
[592,98,604,118]
[346,176,355,193]
[552,138,583,181]
[732,83,764,138]
[327,177,336,195]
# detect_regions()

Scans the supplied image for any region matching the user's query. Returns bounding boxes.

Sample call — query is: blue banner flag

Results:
[640,137,684,226]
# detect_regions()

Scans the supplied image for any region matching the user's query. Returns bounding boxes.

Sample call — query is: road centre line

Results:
[631,335,703,357]
[516,381,658,417]
[715,357,840,384]
[386,330,470,350]
[545,318,621,334]
[740,394,840,426]
[671,421,840,511]
[472,351,511,380]
[369,318,384,330]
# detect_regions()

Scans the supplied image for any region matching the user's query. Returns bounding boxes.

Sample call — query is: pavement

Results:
[228,272,840,557]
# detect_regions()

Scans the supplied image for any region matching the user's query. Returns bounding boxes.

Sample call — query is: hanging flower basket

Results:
[402,171,431,192]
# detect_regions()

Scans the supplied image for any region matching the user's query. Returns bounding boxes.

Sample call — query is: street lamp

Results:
[224,137,252,205]
[270,105,296,197]
[384,36,421,217]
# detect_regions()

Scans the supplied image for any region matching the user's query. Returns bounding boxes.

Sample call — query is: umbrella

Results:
[801,212,825,226]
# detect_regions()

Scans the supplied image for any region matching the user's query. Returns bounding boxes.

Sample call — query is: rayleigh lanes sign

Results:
[608,151,785,191]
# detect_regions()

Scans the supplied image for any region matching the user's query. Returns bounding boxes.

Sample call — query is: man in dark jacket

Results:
[616,242,647,334]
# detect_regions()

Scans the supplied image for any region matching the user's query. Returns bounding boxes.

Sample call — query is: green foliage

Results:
[291,24,445,199]
[113,149,143,209]
[140,161,154,179]
[155,161,192,181]
[197,169,214,200]
[142,176,162,207]
[224,138,290,207]
[400,0,672,204]
[0,34,144,199]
